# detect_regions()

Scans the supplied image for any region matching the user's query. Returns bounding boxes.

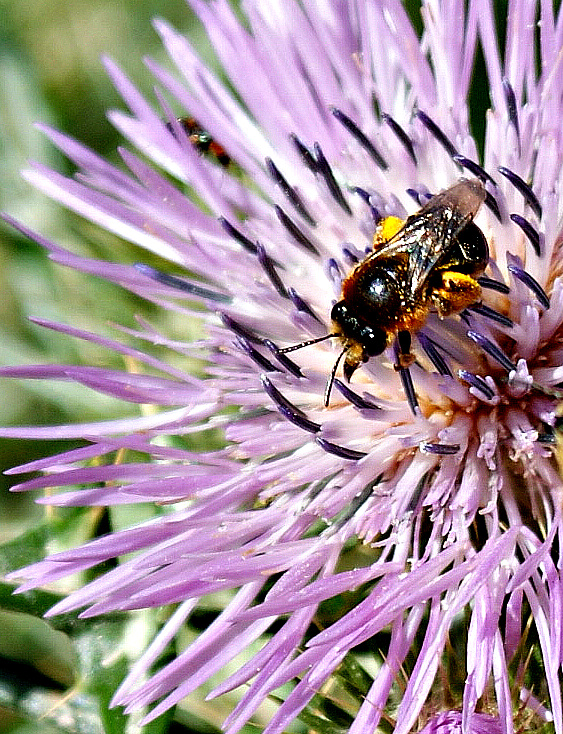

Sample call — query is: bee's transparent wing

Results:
[368,179,486,293]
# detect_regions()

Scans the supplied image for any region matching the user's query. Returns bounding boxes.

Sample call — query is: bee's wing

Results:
[371,179,486,293]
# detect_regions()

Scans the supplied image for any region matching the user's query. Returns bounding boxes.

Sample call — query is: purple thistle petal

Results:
[419,711,504,734]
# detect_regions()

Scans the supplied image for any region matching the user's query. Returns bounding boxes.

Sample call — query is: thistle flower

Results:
[419,711,504,734]
[2,0,563,732]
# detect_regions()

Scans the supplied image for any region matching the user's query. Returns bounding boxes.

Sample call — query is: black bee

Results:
[281,178,489,405]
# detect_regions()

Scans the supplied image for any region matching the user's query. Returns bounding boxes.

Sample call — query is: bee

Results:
[167,116,231,166]
[280,178,489,406]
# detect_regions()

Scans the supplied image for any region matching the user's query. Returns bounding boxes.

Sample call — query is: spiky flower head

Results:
[419,711,505,734]
[2,1,563,732]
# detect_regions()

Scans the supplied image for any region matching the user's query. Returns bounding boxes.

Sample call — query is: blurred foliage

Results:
[0,1,249,731]
[0,0,219,527]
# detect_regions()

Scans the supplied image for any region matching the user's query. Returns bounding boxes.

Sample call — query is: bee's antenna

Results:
[277,333,337,354]
[324,348,347,407]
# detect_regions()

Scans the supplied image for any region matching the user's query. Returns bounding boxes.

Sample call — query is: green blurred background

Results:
[0,0,213,494]
[0,3,252,732]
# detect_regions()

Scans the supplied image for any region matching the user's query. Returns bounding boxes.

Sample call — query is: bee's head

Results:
[330,301,388,366]
[278,301,388,407]
[323,301,388,405]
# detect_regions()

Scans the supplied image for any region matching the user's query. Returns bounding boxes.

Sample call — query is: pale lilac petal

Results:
[420,710,504,734]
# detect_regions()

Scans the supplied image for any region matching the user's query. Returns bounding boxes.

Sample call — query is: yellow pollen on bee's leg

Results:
[373,216,404,248]
[432,271,482,317]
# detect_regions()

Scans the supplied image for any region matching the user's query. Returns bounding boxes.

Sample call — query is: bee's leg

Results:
[432,271,482,318]
[396,330,415,369]
[394,330,419,414]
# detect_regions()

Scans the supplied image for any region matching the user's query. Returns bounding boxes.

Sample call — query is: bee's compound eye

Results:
[360,326,387,357]
[330,300,348,324]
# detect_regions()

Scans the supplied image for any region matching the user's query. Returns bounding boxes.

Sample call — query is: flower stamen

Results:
[458,369,497,400]
[274,204,319,254]
[236,337,281,373]
[382,113,417,164]
[465,302,514,327]
[330,106,387,169]
[507,263,550,309]
[218,216,259,255]
[261,376,321,434]
[395,334,420,415]
[315,437,367,460]
[407,187,433,206]
[266,157,316,226]
[498,166,542,218]
[502,78,522,153]
[452,155,496,187]
[263,340,303,378]
[287,287,322,322]
[477,276,510,294]
[220,313,263,344]
[483,189,503,221]
[289,133,319,172]
[313,142,352,215]
[421,442,460,455]
[466,331,517,372]
[416,109,458,159]
[350,186,382,223]
[256,242,289,299]
[509,213,542,256]
[333,379,380,410]
[417,333,453,377]
[134,263,231,303]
